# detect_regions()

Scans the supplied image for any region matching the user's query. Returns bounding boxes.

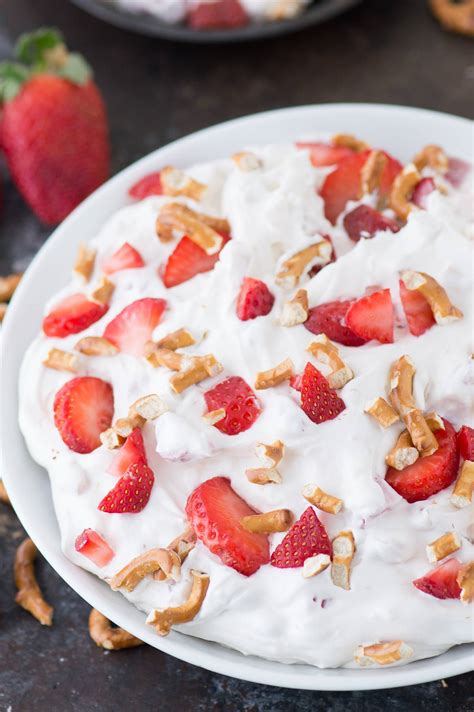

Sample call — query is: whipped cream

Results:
[19,142,473,668]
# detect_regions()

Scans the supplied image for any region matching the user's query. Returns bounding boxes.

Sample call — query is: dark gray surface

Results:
[0,0,473,710]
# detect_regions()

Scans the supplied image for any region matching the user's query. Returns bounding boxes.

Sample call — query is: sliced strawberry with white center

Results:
[53,376,114,453]
[386,419,459,502]
[300,362,346,424]
[204,376,261,436]
[43,293,108,338]
[103,297,166,356]
[304,300,367,347]
[399,278,435,337]
[343,204,399,242]
[129,172,163,199]
[411,177,436,209]
[457,425,474,461]
[107,428,147,476]
[185,476,269,576]
[162,233,230,288]
[271,507,332,568]
[236,277,274,321]
[75,528,115,567]
[98,461,155,514]
[187,0,249,29]
[102,242,145,275]
[413,558,462,600]
[345,288,394,344]
[445,157,471,188]
[296,142,354,167]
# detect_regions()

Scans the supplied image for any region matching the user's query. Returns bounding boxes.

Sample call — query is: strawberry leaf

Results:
[0,62,30,102]
[15,27,64,65]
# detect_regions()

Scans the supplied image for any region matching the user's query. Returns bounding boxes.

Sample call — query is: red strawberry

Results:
[445,157,471,188]
[102,242,144,275]
[411,177,435,209]
[98,461,155,514]
[300,362,345,424]
[413,558,462,600]
[107,428,147,477]
[271,507,332,568]
[236,277,274,321]
[204,376,261,436]
[457,425,474,461]
[308,235,337,278]
[345,289,394,344]
[343,205,399,242]
[75,528,115,567]
[304,300,367,347]
[162,233,230,288]
[399,279,435,337]
[0,29,109,225]
[129,172,163,199]
[53,376,114,454]
[103,297,166,356]
[386,419,459,502]
[43,293,108,338]
[296,142,354,167]
[185,476,269,576]
[290,373,303,392]
[188,0,249,29]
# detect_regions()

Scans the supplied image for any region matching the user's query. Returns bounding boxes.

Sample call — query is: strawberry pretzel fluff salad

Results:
[19,133,474,669]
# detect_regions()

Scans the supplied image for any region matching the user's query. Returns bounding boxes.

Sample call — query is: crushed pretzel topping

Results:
[400,270,463,325]
[364,396,400,428]
[302,484,343,514]
[426,531,461,563]
[302,554,331,579]
[280,288,309,327]
[89,609,143,650]
[276,241,332,289]
[129,394,168,421]
[0,272,22,302]
[156,203,225,254]
[307,334,353,389]
[404,409,439,457]
[160,166,206,201]
[114,414,146,438]
[457,561,474,604]
[265,0,306,20]
[389,163,422,220]
[167,527,197,564]
[146,570,210,636]
[385,430,419,471]
[413,144,449,174]
[110,548,181,592]
[232,151,262,171]
[331,133,369,152]
[146,345,187,371]
[246,440,285,485]
[331,530,356,590]
[451,460,474,509]
[100,427,125,450]
[203,408,226,425]
[14,538,53,626]
[74,336,118,356]
[241,509,293,534]
[169,354,223,394]
[425,411,445,431]
[156,328,196,351]
[245,467,282,485]
[255,357,294,390]
[90,275,115,305]
[355,640,413,667]
[73,244,96,283]
[360,150,387,196]
[43,348,79,373]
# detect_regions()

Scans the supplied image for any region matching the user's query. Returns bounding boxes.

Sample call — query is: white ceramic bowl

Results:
[2,104,473,691]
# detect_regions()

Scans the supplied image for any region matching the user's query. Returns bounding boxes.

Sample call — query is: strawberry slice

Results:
[188,0,249,29]
[305,300,367,347]
[271,507,332,568]
[43,293,108,338]
[107,428,147,476]
[413,558,462,600]
[185,476,269,576]
[399,279,435,337]
[296,142,354,168]
[457,425,474,461]
[300,362,346,424]
[343,205,399,242]
[386,419,459,502]
[204,376,261,436]
[236,277,274,321]
[102,242,145,275]
[445,157,471,188]
[103,297,166,356]
[75,528,115,567]
[129,172,163,199]
[345,289,394,344]
[162,233,230,288]
[98,461,155,514]
[290,373,303,392]
[411,177,435,209]
[54,376,114,454]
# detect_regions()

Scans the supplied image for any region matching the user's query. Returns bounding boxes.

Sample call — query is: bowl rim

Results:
[2,103,473,691]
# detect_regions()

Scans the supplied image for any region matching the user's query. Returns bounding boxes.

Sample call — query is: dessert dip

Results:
[19,134,474,669]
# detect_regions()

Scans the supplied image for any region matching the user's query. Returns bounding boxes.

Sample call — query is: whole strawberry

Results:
[0,28,109,225]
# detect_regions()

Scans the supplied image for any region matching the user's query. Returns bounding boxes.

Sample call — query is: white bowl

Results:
[2,104,473,691]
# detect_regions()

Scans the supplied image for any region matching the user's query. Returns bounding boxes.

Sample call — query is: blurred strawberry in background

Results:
[0,28,110,225]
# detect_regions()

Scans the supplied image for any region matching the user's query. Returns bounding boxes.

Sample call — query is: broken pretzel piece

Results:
[100,428,125,450]
[156,203,225,254]
[276,241,332,289]
[307,334,353,389]
[400,270,463,325]
[412,144,449,174]
[246,440,285,485]
[146,344,186,371]
[154,527,197,581]
[90,276,115,305]
[43,348,79,373]
[389,163,422,220]
[73,243,96,283]
[331,530,356,590]
[302,484,343,514]
[88,609,143,650]
[404,409,439,457]
[302,554,331,579]
[457,561,474,604]
[355,640,413,667]
[280,288,309,327]
[240,509,293,534]
[14,538,53,626]
[451,460,474,509]
[129,393,168,421]
[75,336,118,356]
[110,548,181,592]
[360,150,387,196]
[160,166,206,201]
[364,396,400,428]
[146,570,210,636]
[0,272,22,302]
[331,133,369,152]
[114,414,145,438]
[156,328,196,351]
[426,531,461,563]
[169,354,223,394]
[232,151,262,171]
[385,430,419,471]
[255,358,294,390]
[203,408,226,425]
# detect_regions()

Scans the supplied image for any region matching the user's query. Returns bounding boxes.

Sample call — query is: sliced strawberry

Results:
[53,376,114,454]
[457,425,474,461]
[411,177,435,209]
[345,289,394,344]
[102,242,145,275]
[379,152,403,198]
[98,461,154,514]
[43,293,108,338]
[300,362,345,424]
[304,300,367,347]
[290,373,303,392]
[445,157,471,188]
[386,419,459,502]
[413,558,462,600]
[399,279,435,337]
[308,235,336,278]
[296,142,354,168]
[188,0,249,29]
[107,428,147,476]
[343,204,399,242]
[75,528,115,567]
[185,476,269,576]
[236,277,274,321]
[162,233,230,288]
[271,507,332,568]
[129,172,163,199]
[204,376,261,436]
[103,297,166,356]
